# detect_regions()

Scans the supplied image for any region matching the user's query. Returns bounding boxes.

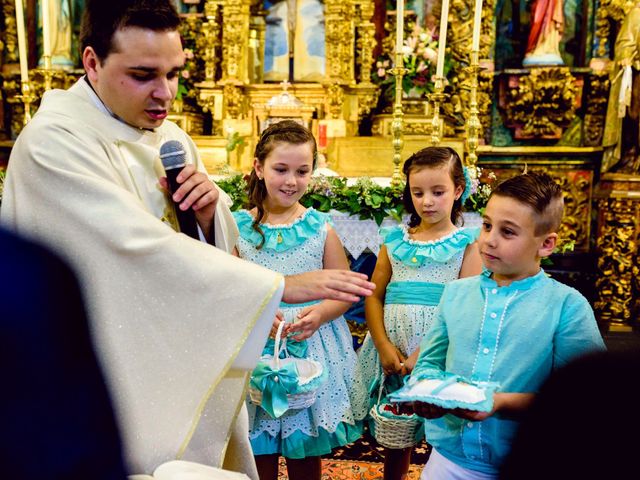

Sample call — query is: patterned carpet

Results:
[278,457,424,479]
[277,429,431,479]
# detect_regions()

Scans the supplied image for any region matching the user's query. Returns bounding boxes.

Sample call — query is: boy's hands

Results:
[379,342,406,375]
[450,408,493,422]
[413,402,492,421]
[412,401,447,419]
[413,393,530,422]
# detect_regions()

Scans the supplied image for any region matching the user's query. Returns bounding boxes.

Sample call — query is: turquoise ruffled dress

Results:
[233,208,363,459]
[351,225,480,424]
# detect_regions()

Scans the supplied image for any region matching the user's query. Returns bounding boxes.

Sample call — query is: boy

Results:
[410,172,605,479]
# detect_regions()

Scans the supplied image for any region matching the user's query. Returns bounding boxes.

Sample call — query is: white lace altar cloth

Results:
[330,211,482,259]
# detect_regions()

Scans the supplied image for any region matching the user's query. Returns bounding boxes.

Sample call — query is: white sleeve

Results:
[231,277,285,370]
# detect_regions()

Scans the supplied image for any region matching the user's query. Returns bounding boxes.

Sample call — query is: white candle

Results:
[395,0,404,54]
[42,0,51,60]
[436,0,449,78]
[471,0,483,52]
[15,0,29,83]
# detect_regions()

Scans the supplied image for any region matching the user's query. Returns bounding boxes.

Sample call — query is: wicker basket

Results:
[370,373,422,449]
[249,321,325,416]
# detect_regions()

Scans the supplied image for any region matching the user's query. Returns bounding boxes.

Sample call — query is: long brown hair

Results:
[248,120,317,248]
[402,146,466,227]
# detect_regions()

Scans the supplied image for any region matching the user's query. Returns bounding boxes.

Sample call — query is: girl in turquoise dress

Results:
[233,120,361,480]
[352,147,483,480]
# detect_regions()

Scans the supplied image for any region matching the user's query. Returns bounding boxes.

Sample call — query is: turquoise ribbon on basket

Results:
[262,338,309,358]
[250,362,300,418]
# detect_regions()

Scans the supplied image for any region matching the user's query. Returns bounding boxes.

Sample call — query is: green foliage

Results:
[301,176,406,225]
[216,173,491,226]
[216,174,249,212]
[541,239,577,265]
[225,131,245,153]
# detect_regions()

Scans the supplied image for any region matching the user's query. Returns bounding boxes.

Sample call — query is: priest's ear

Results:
[83,47,101,83]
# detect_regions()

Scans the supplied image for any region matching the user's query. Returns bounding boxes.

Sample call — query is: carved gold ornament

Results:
[503,68,578,139]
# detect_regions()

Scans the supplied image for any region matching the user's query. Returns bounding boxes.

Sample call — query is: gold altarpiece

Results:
[182,0,382,173]
[0,0,638,331]
[184,0,638,331]
[174,0,497,176]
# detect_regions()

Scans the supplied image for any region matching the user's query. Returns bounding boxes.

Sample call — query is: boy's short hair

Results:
[80,0,181,62]
[491,172,564,235]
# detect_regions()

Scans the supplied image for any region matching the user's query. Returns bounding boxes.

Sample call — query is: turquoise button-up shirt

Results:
[413,269,605,474]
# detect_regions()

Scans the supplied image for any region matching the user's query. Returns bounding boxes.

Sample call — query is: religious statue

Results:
[522,0,564,66]
[602,2,640,173]
[38,0,75,68]
[171,0,201,13]
[263,0,325,82]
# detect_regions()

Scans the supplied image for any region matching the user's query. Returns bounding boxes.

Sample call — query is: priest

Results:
[0,0,373,477]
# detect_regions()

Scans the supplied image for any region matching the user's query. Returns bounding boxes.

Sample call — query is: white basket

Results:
[370,373,422,449]
[249,321,324,413]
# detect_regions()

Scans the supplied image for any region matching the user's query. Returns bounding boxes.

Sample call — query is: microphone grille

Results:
[159,140,187,169]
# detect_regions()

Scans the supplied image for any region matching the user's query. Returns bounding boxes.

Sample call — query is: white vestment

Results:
[1,79,283,477]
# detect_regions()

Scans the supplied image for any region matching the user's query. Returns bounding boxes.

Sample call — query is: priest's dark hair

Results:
[248,120,318,249]
[402,146,466,227]
[80,0,181,62]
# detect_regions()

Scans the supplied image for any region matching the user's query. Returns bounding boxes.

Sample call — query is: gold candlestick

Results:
[429,76,445,145]
[390,50,407,187]
[16,80,36,126]
[465,50,482,166]
[41,54,54,91]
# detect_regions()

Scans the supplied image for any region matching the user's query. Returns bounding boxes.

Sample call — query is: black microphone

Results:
[159,140,200,240]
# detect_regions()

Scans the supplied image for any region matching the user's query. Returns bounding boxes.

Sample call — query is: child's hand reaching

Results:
[400,348,420,376]
[379,342,406,376]
[287,305,323,341]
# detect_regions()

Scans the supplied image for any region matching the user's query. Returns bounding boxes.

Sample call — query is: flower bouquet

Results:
[372,24,445,107]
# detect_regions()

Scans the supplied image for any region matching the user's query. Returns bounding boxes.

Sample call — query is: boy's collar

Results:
[480,268,547,291]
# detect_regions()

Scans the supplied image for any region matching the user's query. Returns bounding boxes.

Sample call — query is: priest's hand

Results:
[282,270,375,304]
[159,164,219,241]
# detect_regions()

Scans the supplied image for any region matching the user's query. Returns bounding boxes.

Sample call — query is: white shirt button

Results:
[483,347,490,354]
[490,312,497,319]
[491,288,498,294]
[467,422,474,428]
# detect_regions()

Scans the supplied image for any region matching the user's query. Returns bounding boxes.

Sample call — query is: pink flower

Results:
[423,47,437,63]
[181,70,190,79]
[183,48,194,59]
[406,36,417,51]
[377,67,386,77]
